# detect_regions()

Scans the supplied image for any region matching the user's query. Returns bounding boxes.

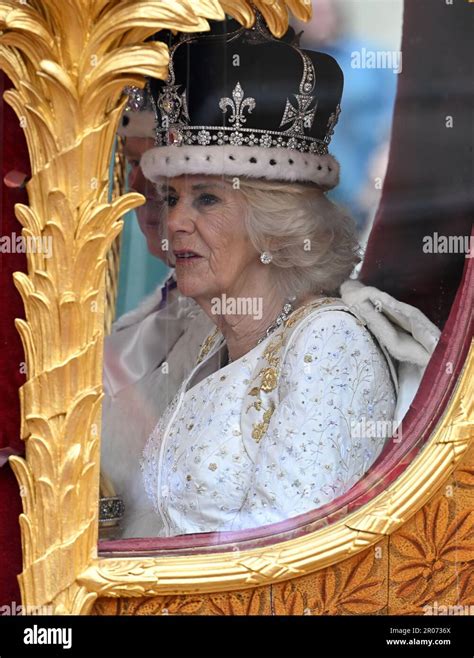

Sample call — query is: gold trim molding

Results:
[1,0,472,615]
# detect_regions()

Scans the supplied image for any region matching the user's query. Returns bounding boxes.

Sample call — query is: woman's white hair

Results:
[235,177,361,298]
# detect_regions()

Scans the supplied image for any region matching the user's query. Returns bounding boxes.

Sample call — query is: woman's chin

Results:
[175,259,207,296]
[176,277,206,299]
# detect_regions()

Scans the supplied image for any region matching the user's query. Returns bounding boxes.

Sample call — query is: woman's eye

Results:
[197,193,220,206]
[164,195,178,207]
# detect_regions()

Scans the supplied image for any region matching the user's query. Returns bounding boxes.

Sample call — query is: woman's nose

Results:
[166,202,195,235]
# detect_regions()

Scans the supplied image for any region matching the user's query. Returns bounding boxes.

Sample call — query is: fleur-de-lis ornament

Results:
[219,82,256,128]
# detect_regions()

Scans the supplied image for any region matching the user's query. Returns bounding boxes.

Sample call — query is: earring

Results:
[260,251,273,265]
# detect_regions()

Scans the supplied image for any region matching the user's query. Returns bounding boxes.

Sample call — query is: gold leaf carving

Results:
[220,0,312,37]
[238,553,303,583]
[273,548,386,615]
[391,493,474,608]
[208,589,269,615]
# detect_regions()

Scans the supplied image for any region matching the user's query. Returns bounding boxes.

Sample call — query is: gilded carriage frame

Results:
[0,0,472,615]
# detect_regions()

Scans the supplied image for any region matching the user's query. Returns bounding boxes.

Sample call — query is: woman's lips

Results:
[174,250,203,264]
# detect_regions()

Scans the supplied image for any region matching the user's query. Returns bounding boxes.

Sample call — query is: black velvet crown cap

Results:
[140,18,344,189]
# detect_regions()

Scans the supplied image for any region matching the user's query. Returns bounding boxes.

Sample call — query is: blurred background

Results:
[292,0,403,242]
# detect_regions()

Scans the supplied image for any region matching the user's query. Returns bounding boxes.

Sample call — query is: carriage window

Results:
[98,0,470,548]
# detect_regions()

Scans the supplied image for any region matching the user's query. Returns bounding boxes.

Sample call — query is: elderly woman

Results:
[129,20,400,538]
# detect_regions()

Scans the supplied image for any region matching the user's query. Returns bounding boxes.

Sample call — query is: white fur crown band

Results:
[140,144,340,189]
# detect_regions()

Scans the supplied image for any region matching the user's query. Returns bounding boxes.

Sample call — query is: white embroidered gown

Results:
[137,298,396,538]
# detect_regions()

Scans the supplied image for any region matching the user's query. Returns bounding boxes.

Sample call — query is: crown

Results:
[141,19,343,189]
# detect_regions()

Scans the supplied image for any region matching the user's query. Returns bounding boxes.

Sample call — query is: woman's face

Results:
[125,136,173,265]
[161,175,259,301]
